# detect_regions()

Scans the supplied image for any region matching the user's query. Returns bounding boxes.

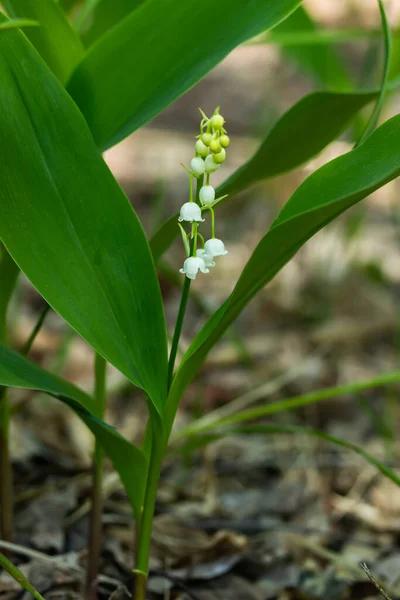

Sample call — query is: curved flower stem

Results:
[189,175,194,202]
[21,304,50,356]
[209,207,216,238]
[168,275,191,390]
[168,176,203,388]
[134,414,164,600]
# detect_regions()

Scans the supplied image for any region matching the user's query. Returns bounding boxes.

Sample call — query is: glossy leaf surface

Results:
[68,0,302,150]
[3,0,84,83]
[0,19,168,413]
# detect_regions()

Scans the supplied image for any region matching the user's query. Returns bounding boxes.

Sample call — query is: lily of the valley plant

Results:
[0,1,399,600]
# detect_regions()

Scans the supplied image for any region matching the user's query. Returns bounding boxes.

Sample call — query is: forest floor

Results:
[2,2,400,599]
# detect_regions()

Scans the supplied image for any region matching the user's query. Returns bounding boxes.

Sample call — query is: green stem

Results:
[168,276,191,389]
[0,391,12,546]
[135,416,164,599]
[133,569,147,600]
[189,175,194,202]
[85,353,106,600]
[0,247,19,547]
[20,304,50,356]
[168,177,203,388]
[210,207,215,238]
[356,0,392,146]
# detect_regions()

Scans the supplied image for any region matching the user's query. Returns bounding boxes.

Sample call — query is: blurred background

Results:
[5,1,400,598]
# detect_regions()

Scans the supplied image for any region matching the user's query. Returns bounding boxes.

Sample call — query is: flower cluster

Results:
[178,108,229,280]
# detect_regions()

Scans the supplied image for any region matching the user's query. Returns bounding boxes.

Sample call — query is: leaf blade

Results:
[3,0,84,83]
[0,343,147,515]
[67,0,302,150]
[0,17,168,412]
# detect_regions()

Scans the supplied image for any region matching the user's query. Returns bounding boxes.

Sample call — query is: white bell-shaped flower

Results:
[204,238,228,258]
[205,154,220,173]
[191,156,206,176]
[199,185,215,206]
[180,256,209,280]
[178,202,204,223]
[196,248,215,268]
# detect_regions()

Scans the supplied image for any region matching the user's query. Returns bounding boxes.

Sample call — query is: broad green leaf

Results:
[67,0,302,150]
[0,18,168,413]
[0,553,45,600]
[0,246,19,342]
[165,113,400,438]
[269,5,351,88]
[79,0,145,47]
[3,0,84,84]
[150,90,376,261]
[0,343,147,516]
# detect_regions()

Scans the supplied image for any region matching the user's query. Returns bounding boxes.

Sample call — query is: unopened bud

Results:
[212,148,226,164]
[210,114,225,131]
[201,133,212,146]
[220,135,230,148]
[195,140,209,157]
[210,139,222,154]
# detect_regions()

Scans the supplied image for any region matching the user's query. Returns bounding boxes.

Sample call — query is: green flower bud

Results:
[210,114,225,131]
[220,134,230,148]
[201,132,212,146]
[195,139,209,157]
[212,148,226,164]
[210,139,222,154]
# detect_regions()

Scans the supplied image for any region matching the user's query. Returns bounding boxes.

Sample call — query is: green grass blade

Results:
[67,0,302,150]
[78,0,145,47]
[3,0,84,84]
[165,113,400,439]
[174,370,400,440]
[194,424,400,489]
[356,0,392,145]
[0,17,168,413]
[150,90,377,261]
[0,344,147,516]
[254,28,384,46]
[0,553,46,600]
[267,5,351,88]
